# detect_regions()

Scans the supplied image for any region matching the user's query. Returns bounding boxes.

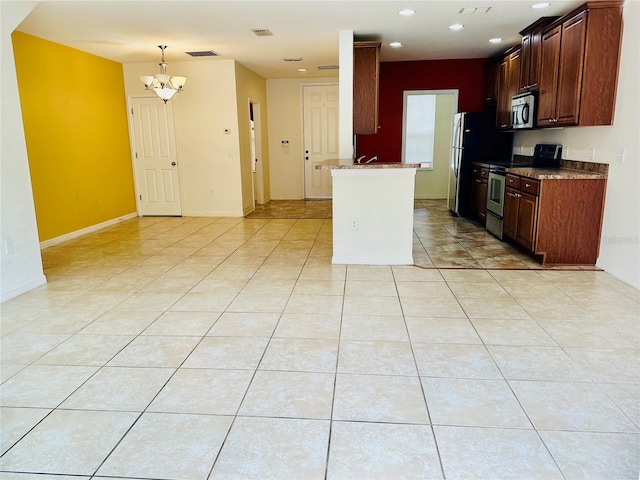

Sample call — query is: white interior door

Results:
[303,85,339,199]
[130,97,182,216]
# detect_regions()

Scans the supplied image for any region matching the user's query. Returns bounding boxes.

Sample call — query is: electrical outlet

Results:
[350,218,359,231]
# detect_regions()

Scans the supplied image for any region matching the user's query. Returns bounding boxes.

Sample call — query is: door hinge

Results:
[139,194,142,201]
[131,108,134,115]
[135,152,138,159]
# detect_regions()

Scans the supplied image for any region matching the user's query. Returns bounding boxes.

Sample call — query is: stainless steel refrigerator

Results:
[447,111,513,216]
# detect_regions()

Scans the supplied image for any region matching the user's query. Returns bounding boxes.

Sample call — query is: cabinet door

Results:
[353,42,380,135]
[516,192,538,251]
[520,33,532,92]
[537,25,562,126]
[483,59,499,102]
[503,188,520,240]
[528,27,544,91]
[496,56,511,129]
[508,49,521,102]
[556,10,587,126]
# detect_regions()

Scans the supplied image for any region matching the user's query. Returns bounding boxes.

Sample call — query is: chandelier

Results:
[139,45,187,103]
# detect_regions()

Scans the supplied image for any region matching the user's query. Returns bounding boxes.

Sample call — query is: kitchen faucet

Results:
[355,155,366,164]
[364,155,378,164]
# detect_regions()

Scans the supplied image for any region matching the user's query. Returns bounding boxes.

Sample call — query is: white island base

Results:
[331,166,417,265]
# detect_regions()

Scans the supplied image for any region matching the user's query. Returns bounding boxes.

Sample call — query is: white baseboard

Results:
[332,256,414,265]
[414,194,448,200]
[182,211,243,217]
[1,274,47,303]
[40,212,138,249]
[596,259,640,289]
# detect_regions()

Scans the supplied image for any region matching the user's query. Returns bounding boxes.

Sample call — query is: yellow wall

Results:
[12,32,136,242]
[234,62,270,213]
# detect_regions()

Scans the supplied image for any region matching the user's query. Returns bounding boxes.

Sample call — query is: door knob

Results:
[171,162,177,166]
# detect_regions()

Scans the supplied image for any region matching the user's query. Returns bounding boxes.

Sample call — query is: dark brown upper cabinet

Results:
[537,1,623,127]
[519,17,558,93]
[353,41,381,135]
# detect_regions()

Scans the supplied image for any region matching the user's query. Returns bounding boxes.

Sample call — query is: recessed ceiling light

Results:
[389,42,404,48]
[489,38,503,44]
[398,9,416,16]
[449,23,465,31]
[532,2,550,8]
[297,68,307,72]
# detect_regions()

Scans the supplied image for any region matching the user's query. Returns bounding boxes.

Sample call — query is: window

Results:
[402,93,436,169]
[401,90,458,171]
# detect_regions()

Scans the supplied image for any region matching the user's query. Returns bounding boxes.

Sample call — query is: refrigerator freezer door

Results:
[447,113,464,214]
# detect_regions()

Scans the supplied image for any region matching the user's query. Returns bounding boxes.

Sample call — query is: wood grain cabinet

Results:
[537,1,623,127]
[519,17,557,93]
[503,173,607,265]
[495,47,521,129]
[353,41,381,135]
[471,166,489,222]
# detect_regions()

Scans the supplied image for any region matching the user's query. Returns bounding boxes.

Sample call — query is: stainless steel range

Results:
[485,144,562,240]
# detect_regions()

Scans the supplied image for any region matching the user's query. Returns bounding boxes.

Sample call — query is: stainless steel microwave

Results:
[511,92,536,129]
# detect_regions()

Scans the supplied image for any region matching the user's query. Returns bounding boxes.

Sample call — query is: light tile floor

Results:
[1,200,639,479]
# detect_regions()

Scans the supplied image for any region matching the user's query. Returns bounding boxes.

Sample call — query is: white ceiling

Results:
[17,0,591,78]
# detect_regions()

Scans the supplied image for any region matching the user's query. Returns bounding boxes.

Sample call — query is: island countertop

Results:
[315,158,417,169]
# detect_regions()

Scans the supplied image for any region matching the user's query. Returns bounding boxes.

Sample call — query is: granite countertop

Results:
[506,167,607,180]
[316,159,417,169]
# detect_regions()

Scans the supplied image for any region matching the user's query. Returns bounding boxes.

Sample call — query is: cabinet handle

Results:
[525,183,531,187]
[475,179,482,183]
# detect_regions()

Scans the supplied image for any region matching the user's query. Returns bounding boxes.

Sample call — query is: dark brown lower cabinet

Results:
[502,174,606,265]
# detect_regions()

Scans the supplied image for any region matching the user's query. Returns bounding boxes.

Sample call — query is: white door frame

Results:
[126,94,183,216]
[248,98,265,205]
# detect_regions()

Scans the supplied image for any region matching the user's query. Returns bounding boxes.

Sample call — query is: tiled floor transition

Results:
[0,199,638,479]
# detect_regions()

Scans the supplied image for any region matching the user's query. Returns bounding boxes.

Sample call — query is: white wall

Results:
[123,60,245,216]
[266,77,337,199]
[514,0,639,288]
[339,30,354,159]
[1,1,47,302]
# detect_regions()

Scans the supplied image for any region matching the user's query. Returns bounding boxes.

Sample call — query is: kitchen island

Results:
[318,159,417,265]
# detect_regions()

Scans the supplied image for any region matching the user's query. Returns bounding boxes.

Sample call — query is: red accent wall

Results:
[356,58,486,163]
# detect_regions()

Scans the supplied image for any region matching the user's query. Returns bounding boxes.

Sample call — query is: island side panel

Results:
[331,168,416,265]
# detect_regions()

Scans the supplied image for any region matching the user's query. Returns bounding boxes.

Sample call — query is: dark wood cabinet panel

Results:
[495,48,520,129]
[503,188,519,240]
[519,17,557,93]
[537,1,623,127]
[483,59,499,103]
[515,192,538,251]
[502,173,607,265]
[538,25,562,127]
[556,10,587,126]
[353,41,380,135]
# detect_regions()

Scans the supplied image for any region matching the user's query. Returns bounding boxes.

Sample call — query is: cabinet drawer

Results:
[506,174,521,189]
[521,178,540,195]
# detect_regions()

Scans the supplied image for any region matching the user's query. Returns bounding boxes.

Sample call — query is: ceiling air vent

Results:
[284,58,303,62]
[185,51,219,57]
[317,65,339,71]
[251,28,273,37]
[459,6,491,14]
